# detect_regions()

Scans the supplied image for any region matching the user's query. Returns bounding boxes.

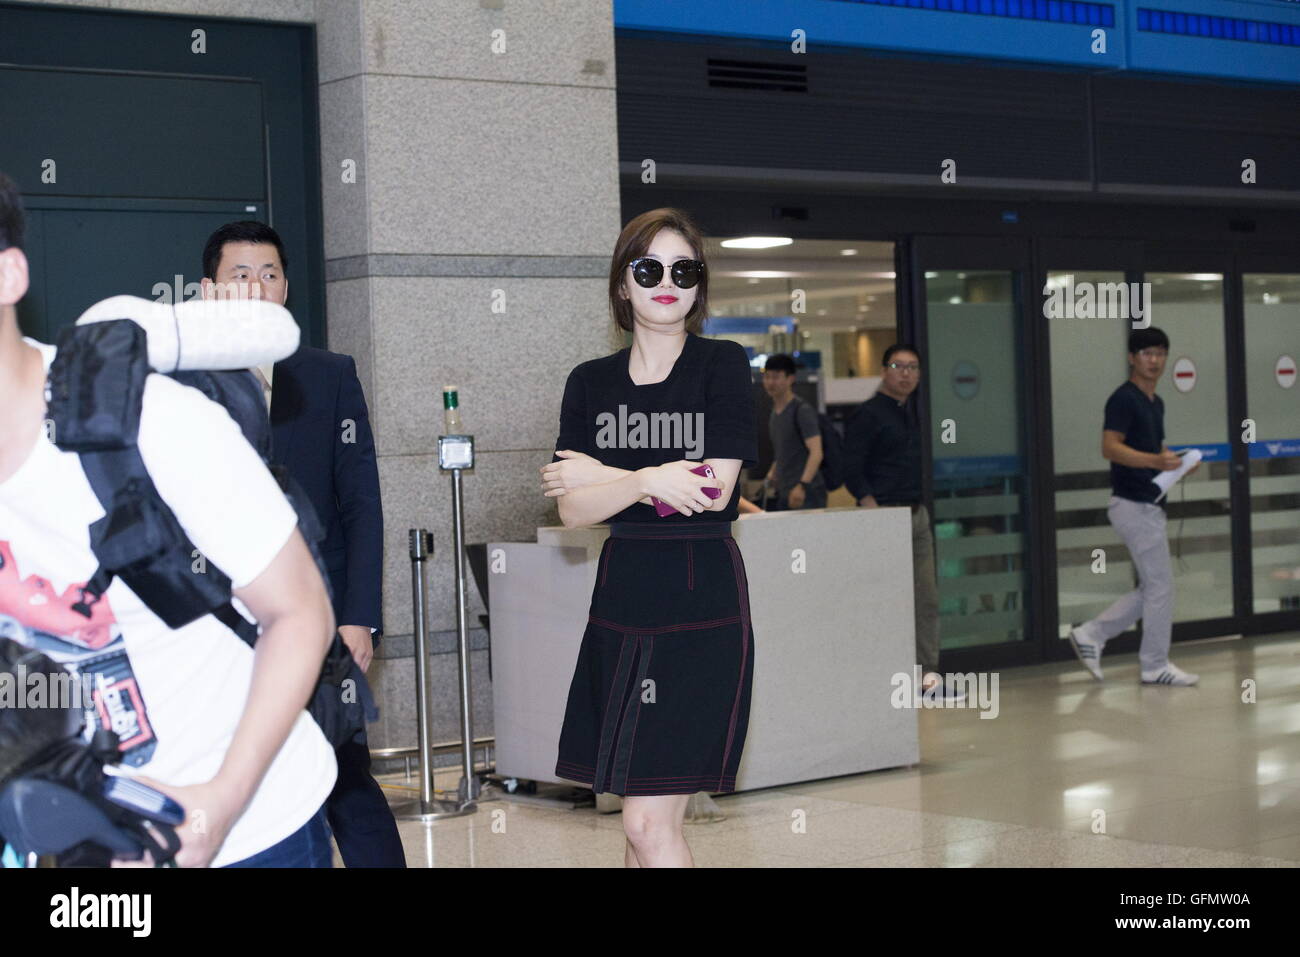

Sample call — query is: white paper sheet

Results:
[1152,448,1203,501]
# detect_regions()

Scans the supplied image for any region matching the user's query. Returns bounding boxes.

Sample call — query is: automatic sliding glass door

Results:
[1143,272,1234,624]
[925,270,1030,650]
[910,237,1039,662]
[1046,270,1135,638]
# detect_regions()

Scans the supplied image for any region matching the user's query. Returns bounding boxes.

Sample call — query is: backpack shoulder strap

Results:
[171,369,271,462]
[47,319,241,632]
[789,395,806,442]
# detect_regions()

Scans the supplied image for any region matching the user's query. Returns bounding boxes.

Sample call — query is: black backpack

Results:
[44,317,375,753]
[791,396,846,492]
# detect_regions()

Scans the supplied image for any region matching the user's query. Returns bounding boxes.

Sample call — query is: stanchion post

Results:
[394,525,475,822]
[408,528,435,813]
[450,468,479,804]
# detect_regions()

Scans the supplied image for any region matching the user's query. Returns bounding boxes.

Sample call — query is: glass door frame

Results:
[1135,242,1245,646]
[1033,238,1146,664]
[907,235,1046,671]
[1231,247,1300,639]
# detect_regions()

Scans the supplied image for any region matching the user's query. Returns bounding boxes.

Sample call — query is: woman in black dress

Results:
[539,208,758,867]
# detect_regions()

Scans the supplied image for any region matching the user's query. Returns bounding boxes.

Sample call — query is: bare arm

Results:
[581,460,745,510]
[571,461,654,505]
[555,459,737,526]
[218,528,336,811]
[799,434,824,486]
[1102,429,1180,470]
[700,458,743,511]
[130,528,335,867]
[557,470,654,528]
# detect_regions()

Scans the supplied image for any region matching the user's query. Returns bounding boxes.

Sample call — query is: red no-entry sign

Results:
[1172,356,1197,393]
[1277,355,1297,389]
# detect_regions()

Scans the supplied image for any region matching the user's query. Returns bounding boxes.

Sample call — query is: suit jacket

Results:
[270,346,384,636]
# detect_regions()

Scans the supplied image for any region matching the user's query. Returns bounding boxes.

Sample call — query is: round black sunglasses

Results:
[628,257,705,289]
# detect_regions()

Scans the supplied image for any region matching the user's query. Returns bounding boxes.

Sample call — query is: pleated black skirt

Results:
[554,521,755,797]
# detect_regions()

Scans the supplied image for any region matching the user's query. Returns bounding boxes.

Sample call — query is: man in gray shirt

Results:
[762,354,826,510]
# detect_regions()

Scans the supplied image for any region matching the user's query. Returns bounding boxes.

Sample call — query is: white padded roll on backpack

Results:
[73,295,300,372]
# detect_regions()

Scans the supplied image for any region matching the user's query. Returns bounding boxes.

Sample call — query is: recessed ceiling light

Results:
[840,248,858,256]
[720,237,794,249]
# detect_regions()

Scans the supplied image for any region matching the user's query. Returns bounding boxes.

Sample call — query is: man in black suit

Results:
[201,221,405,867]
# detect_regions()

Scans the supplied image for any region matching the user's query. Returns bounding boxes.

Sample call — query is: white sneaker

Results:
[1068,625,1104,681]
[941,675,968,703]
[920,672,968,703]
[1141,663,1199,686]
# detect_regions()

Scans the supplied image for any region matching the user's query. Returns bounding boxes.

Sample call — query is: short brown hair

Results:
[608,208,709,335]
[0,171,25,253]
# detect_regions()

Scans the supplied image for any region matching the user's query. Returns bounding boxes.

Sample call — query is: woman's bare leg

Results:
[622,794,693,867]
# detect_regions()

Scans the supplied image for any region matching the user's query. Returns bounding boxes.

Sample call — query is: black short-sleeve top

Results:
[1103,380,1165,505]
[553,333,759,523]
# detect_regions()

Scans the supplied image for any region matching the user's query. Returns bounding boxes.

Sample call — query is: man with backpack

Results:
[0,172,339,867]
[762,354,828,510]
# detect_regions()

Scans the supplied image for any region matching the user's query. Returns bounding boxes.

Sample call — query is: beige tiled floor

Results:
[357,631,1300,867]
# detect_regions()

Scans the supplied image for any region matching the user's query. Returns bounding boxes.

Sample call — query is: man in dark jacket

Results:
[202,221,405,867]
[843,344,948,697]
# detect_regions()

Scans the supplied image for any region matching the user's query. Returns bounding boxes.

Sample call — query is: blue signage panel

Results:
[703,315,796,334]
[614,0,1300,85]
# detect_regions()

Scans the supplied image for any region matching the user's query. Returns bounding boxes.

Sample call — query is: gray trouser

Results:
[1080,495,1173,673]
[911,504,940,675]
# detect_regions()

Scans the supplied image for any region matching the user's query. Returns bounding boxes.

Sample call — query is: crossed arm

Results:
[541,452,743,528]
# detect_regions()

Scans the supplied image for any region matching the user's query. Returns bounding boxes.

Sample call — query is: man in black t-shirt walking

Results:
[1068,327,1200,686]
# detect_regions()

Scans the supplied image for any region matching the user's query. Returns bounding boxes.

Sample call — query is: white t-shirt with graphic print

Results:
[0,339,336,867]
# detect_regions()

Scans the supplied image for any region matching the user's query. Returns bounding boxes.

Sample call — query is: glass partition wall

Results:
[1244,274,1300,614]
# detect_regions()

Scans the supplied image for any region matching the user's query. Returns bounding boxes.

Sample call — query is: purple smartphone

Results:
[651,464,722,517]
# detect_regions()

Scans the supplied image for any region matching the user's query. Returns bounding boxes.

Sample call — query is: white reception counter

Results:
[488,506,919,795]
